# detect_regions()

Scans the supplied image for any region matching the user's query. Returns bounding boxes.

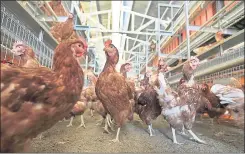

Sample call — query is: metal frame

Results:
[15,1,242,77]
[168,45,244,85]
[166,1,244,66]
[73,2,181,74]
[1,6,53,68]
[74,8,171,36]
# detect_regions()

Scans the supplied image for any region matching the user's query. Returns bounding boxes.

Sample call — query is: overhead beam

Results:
[122,9,169,24]
[147,1,175,44]
[89,35,112,42]
[158,3,182,8]
[131,1,152,49]
[81,9,112,16]
[135,19,155,32]
[128,43,143,53]
[74,25,173,36]
[124,36,150,45]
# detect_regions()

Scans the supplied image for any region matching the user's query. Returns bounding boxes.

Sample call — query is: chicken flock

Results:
[1,15,244,152]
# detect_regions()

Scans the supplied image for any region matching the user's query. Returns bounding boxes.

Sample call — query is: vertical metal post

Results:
[184,1,191,60]
[146,29,149,70]
[216,1,224,31]
[70,1,75,14]
[94,53,96,73]
[145,30,148,70]
[171,6,174,32]
[124,37,128,62]
[219,45,223,56]
[157,4,161,60]
[38,29,43,41]
[137,47,140,76]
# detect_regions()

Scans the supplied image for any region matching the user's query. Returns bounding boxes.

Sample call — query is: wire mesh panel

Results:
[168,45,244,85]
[196,64,245,84]
[1,6,54,68]
[196,46,244,72]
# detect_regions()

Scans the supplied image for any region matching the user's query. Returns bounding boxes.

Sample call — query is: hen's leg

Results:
[59,117,67,122]
[109,127,121,143]
[34,133,43,140]
[77,115,86,128]
[66,116,74,127]
[179,126,188,137]
[106,114,115,131]
[187,129,206,144]
[148,124,155,136]
[215,117,220,124]
[90,109,94,117]
[96,118,105,126]
[171,127,183,145]
[38,133,43,139]
[103,116,110,134]
[200,114,203,121]
[210,118,214,125]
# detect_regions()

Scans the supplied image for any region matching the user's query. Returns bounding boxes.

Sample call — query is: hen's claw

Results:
[77,124,86,128]
[66,124,72,127]
[173,141,184,145]
[109,139,120,143]
[96,118,104,125]
[103,127,111,134]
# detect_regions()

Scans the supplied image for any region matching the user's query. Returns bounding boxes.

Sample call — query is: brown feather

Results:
[1,38,87,152]
[95,43,133,127]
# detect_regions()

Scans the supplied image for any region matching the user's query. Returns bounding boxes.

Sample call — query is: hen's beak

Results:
[76,48,87,57]
[11,49,22,56]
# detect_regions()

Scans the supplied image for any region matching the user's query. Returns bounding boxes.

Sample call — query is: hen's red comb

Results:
[104,39,112,47]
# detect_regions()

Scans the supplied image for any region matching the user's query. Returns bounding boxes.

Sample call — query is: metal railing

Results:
[197,64,244,84]
[1,6,54,68]
[167,45,244,84]
[196,46,244,72]
[171,64,244,89]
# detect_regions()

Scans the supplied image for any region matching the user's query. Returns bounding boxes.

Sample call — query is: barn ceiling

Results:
[80,1,184,75]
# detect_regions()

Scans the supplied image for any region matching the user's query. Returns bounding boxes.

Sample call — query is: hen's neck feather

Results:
[102,58,117,73]
[52,43,84,88]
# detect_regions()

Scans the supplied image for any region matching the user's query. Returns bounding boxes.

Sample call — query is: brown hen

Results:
[199,83,228,124]
[50,13,78,43]
[1,38,87,152]
[95,40,134,142]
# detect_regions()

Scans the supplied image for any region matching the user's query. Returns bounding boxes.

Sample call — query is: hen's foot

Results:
[66,124,72,127]
[96,119,104,126]
[77,124,86,128]
[188,130,207,144]
[173,141,184,145]
[102,126,111,134]
[109,138,120,143]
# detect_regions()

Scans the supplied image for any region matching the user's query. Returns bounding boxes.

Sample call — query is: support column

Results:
[184,1,191,60]
[38,28,44,41]
[111,1,122,62]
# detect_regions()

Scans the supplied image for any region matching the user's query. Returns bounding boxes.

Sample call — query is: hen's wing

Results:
[1,65,58,111]
[95,72,132,117]
[61,18,74,41]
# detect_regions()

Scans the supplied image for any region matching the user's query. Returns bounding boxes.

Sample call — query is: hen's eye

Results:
[78,44,81,47]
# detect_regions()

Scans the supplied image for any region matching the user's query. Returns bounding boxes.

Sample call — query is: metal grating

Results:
[1,6,54,68]
[167,45,244,83]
